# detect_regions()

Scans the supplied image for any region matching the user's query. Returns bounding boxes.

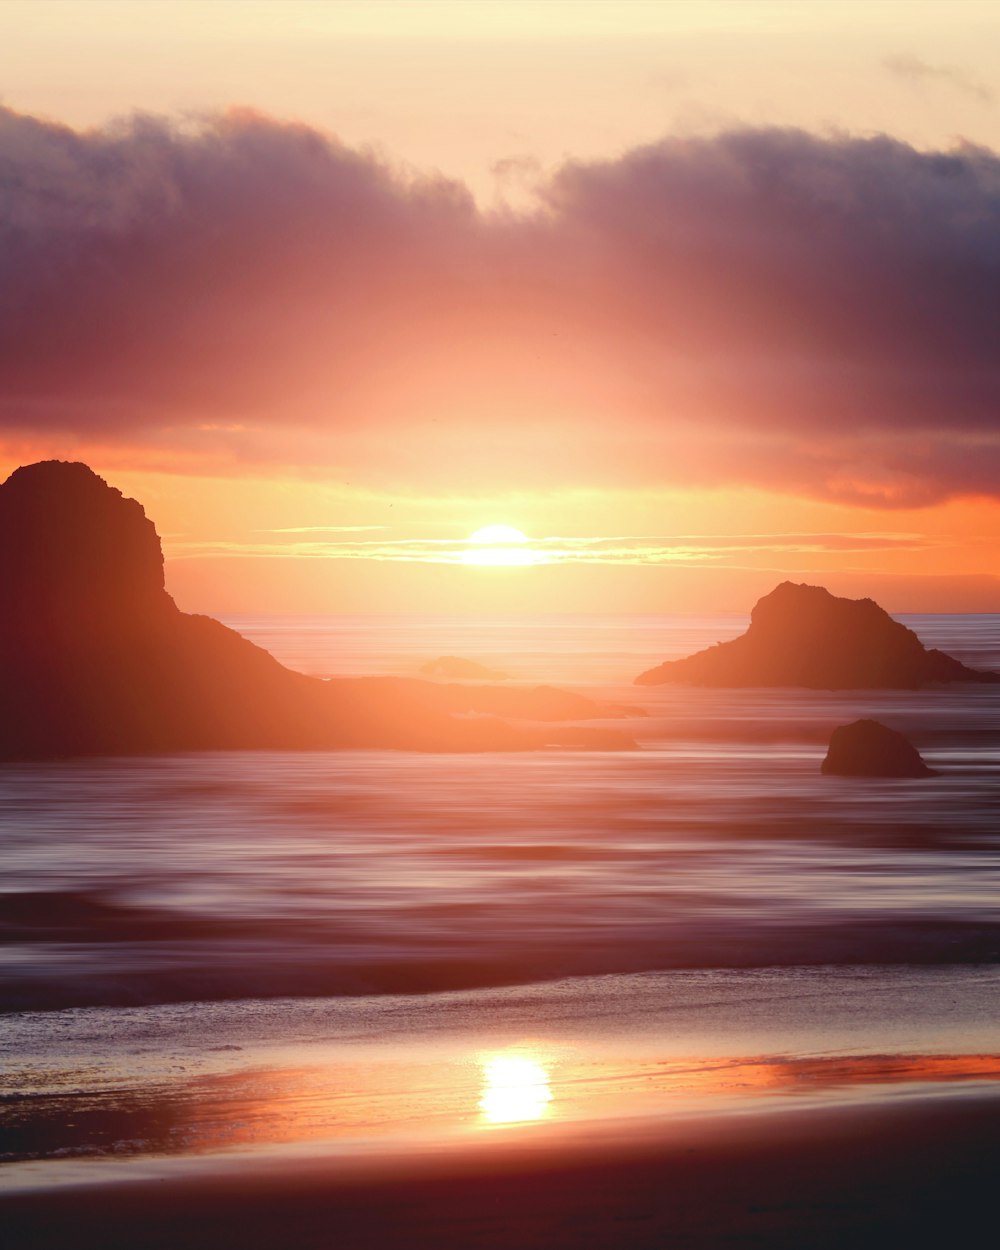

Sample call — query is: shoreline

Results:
[6,966,1000,1137]
[5,1092,1000,1248]
[7,959,1000,1247]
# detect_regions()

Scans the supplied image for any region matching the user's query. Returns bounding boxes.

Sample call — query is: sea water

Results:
[2,613,998,1012]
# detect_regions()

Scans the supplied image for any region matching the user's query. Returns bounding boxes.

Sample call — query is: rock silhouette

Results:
[635,582,1000,689]
[406,680,634,721]
[821,720,933,778]
[420,656,508,681]
[0,462,633,759]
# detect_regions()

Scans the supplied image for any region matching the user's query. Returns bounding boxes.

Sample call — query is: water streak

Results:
[1,614,998,1011]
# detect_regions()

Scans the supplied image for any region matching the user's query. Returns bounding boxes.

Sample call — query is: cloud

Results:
[166,530,937,567]
[2,106,1000,506]
[256,525,387,534]
[884,54,993,104]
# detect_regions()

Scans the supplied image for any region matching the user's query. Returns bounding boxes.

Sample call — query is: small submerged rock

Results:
[419,656,508,681]
[821,719,933,778]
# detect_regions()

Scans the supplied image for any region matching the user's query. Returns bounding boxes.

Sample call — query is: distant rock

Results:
[821,719,933,778]
[635,582,1000,689]
[420,656,508,681]
[0,462,636,759]
[533,725,634,750]
[402,679,633,721]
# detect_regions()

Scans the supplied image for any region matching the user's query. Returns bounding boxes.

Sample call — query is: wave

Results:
[3,614,999,1014]
[4,893,1000,1011]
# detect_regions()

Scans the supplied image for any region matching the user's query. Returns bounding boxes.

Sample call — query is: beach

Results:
[5,1094,1000,1249]
[5,965,1000,1246]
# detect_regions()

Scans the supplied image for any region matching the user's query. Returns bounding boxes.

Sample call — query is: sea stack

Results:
[0,461,632,758]
[635,582,1000,689]
[821,720,934,778]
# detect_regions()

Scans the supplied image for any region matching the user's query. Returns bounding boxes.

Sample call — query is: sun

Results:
[478,1053,553,1124]
[463,525,542,566]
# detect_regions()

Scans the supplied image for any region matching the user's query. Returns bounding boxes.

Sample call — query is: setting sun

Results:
[463,525,542,567]
[479,1053,554,1125]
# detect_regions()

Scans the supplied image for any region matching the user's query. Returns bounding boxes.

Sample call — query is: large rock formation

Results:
[635,582,1000,689]
[0,462,633,758]
[821,720,933,778]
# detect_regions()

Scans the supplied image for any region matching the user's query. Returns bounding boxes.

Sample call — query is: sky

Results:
[1,0,999,614]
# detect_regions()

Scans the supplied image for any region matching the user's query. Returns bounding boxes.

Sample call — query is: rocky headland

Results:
[635,582,1000,689]
[0,462,633,758]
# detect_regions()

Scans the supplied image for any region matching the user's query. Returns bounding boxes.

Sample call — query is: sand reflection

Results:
[478,1053,553,1125]
[8,1049,1000,1166]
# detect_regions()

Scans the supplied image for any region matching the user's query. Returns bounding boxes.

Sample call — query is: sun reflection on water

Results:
[478,1053,553,1125]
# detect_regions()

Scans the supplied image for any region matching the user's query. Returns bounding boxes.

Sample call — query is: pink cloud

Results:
[1,108,999,506]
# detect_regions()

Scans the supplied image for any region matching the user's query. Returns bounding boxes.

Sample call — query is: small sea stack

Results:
[821,719,934,778]
[635,582,1000,689]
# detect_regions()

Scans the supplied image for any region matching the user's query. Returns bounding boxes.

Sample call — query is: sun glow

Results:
[478,1053,554,1125]
[463,525,543,566]
[468,525,528,545]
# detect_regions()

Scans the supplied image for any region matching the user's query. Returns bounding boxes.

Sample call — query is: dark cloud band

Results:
[1,106,999,506]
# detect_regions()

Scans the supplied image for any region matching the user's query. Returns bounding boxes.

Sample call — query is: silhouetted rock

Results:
[420,656,508,681]
[821,719,933,778]
[635,582,1000,689]
[389,679,633,721]
[0,462,635,758]
[0,460,171,632]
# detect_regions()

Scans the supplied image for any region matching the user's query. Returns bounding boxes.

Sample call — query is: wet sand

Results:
[5,1093,1000,1249]
[6,968,1000,1247]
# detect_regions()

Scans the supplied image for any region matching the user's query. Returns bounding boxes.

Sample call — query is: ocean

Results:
[2,612,1000,1172]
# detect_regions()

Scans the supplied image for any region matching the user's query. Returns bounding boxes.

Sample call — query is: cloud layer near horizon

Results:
[167,530,937,567]
[2,105,999,506]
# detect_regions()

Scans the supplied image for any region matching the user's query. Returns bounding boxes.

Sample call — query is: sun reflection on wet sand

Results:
[478,1053,553,1125]
[7,1047,1000,1170]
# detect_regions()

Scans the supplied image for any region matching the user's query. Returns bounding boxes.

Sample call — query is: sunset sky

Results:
[1,0,999,613]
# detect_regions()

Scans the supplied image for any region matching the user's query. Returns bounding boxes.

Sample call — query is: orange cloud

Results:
[1,106,1000,511]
